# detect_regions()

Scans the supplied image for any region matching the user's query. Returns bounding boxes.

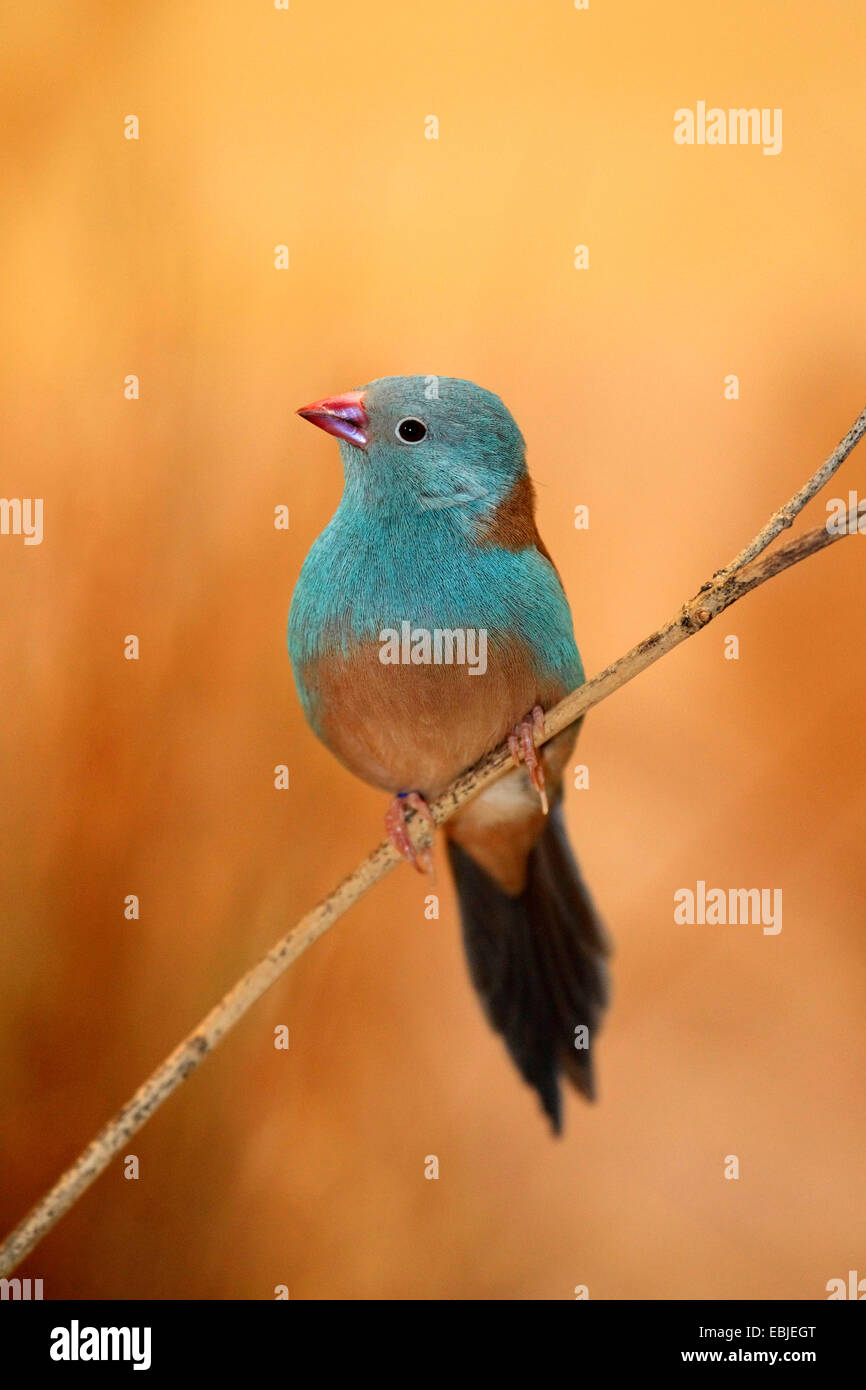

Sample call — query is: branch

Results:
[712,407,866,580]
[1,407,864,1277]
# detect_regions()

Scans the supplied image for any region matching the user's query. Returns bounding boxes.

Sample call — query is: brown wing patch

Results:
[475,473,559,576]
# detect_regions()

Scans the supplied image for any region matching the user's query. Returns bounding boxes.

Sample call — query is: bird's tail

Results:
[446,801,611,1133]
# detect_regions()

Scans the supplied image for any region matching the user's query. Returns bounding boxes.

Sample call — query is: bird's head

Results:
[296,375,526,514]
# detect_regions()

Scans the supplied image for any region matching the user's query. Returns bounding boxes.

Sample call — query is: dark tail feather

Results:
[446,802,611,1133]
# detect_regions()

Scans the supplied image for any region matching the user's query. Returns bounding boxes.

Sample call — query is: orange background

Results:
[1,0,864,1299]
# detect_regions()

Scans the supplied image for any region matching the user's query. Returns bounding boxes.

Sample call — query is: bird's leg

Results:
[507,705,549,815]
[385,791,436,875]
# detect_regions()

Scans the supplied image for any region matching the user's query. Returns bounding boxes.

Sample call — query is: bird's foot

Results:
[507,705,549,815]
[385,792,436,875]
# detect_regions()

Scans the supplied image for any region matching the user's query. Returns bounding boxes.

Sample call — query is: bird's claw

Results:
[508,705,549,814]
[385,792,436,876]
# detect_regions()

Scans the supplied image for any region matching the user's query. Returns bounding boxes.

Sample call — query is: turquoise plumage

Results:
[289,501,583,727]
[289,375,609,1131]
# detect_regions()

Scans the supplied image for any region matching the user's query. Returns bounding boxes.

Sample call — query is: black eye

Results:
[396,417,427,442]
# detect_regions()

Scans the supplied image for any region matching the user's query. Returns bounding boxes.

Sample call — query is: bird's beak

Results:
[296,390,369,448]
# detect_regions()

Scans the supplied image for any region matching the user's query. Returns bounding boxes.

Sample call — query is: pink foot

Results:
[385,792,436,875]
[507,705,549,815]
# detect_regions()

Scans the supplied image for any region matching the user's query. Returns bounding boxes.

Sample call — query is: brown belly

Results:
[301,635,568,797]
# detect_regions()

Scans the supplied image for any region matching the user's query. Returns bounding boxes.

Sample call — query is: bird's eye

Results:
[395,417,427,443]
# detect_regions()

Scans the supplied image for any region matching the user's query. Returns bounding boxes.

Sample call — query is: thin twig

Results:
[0,408,863,1277]
[713,408,866,580]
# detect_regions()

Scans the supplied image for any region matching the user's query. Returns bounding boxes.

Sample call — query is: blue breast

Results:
[288,501,583,721]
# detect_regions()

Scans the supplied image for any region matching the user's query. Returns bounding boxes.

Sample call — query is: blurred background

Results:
[1,0,864,1300]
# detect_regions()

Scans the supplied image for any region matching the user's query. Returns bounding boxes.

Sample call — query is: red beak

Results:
[296,390,369,448]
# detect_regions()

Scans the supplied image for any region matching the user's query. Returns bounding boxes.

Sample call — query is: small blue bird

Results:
[289,376,610,1131]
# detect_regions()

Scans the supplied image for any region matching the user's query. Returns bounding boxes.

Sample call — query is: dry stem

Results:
[0,406,863,1277]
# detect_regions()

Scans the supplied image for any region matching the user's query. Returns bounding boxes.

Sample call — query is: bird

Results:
[288,375,610,1131]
